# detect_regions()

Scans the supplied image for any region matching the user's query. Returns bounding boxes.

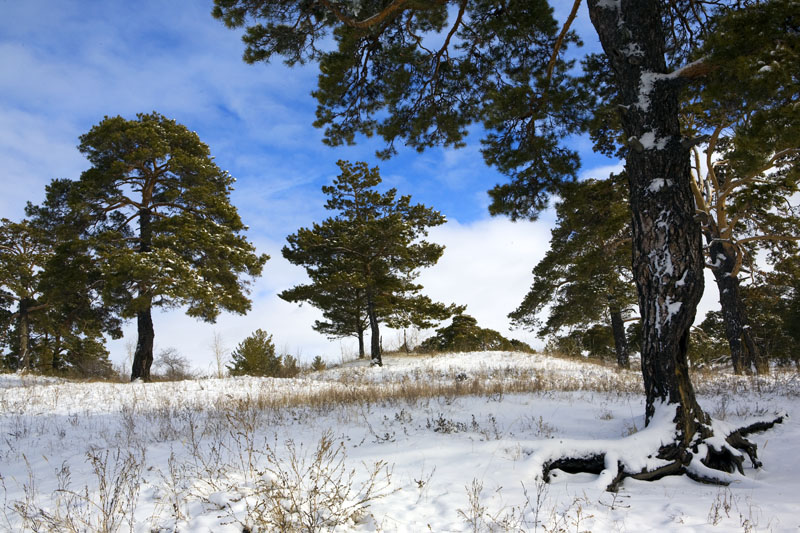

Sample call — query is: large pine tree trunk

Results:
[609,304,630,368]
[534,1,783,490]
[366,287,382,366]
[588,1,707,443]
[709,240,765,375]
[130,209,156,381]
[130,308,154,381]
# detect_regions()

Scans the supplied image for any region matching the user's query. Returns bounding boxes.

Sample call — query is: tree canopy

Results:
[1,183,122,376]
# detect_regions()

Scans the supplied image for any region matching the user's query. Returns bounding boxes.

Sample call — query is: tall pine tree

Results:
[281,160,456,366]
[72,112,268,381]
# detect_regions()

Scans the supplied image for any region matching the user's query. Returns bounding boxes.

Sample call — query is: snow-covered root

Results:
[526,404,785,492]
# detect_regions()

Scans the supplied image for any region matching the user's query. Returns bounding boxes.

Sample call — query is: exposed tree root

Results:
[537,414,785,492]
[737,415,785,437]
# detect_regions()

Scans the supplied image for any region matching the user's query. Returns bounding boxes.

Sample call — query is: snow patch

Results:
[664,297,682,321]
[648,178,673,192]
[639,131,669,150]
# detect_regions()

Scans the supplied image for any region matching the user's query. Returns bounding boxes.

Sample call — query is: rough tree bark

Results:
[609,304,630,368]
[708,239,765,375]
[130,209,155,381]
[590,0,706,432]
[130,308,154,381]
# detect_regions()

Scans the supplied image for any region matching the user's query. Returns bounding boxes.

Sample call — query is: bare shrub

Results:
[154,348,193,381]
[236,432,394,532]
[14,449,143,533]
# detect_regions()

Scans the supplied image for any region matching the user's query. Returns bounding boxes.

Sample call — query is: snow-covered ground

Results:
[0,351,797,532]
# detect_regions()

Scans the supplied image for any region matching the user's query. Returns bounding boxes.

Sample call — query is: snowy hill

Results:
[0,351,797,531]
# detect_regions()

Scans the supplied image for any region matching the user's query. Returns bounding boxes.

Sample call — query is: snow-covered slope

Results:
[0,351,797,531]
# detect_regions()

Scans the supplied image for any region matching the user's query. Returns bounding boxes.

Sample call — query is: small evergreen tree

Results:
[280,354,300,378]
[227,329,282,377]
[310,355,326,371]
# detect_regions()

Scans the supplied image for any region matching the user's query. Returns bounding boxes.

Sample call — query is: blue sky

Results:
[3,1,694,371]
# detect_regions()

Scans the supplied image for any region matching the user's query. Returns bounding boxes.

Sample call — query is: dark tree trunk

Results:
[708,240,765,375]
[130,308,154,381]
[366,287,382,366]
[609,304,630,369]
[130,208,155,381]
[18,297,32,372]
[588,0,707,443]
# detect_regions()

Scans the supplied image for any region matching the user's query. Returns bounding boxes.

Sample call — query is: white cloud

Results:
[416,217,551,345]
[580,162,625,181]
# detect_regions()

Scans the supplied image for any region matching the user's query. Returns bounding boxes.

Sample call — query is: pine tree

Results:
[227,328,282,377]
[280,277,370,358]
[26,179,123,376]
[281,160,456,366]
[72,112,268,381]
[0,186,120,376]
[682,2,800,375]
[214,0,791,486]
[509,173,636,368]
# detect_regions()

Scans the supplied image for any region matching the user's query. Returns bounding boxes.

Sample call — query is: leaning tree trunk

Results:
[130,209,155,381]
[708,239,765,375]
[608,303,630,369]
[365,287,382,366]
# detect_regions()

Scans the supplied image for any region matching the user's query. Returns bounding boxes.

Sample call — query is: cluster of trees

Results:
[512,145,799,371]
[509,50,800,371]
[1,113,267,380]
[417,314,533,353]
[214,0,797,486]
[1,119,461,378]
